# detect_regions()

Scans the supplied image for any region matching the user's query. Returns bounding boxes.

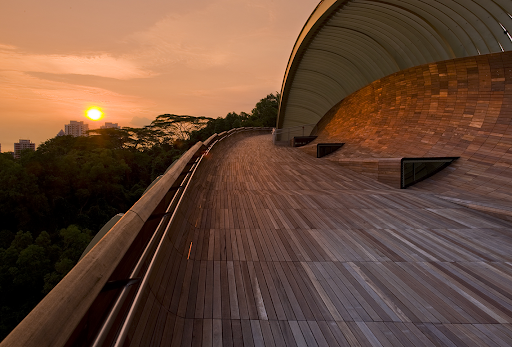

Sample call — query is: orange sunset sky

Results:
[0,0,320,152]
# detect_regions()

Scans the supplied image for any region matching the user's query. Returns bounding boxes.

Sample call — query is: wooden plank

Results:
[325,262,380,321]
[176,259,195,318]
[231,320,244,347]
[415,323,455,347]
[212,261,222,319]
[240,229,255,261]
[448,324,499,347]
[233,261,250,319]
[308,321,334,347]
[273,228,298,261]
[300,262,345,321]
[120,133,512,347]
[263,261,295,320]
[169,316,185,347]
[247,261,268,320]
[383,322,419,347]
[252,261,277,320]
[203,260,214,319]
[473,324,512,347]
[288,321,309,347]
[191,319,203,347]
[365,322,395,347]
[382,262,457,323]
[201,319,212,347]
[307,262,356,321]
[212,319,222,347]
[179,318,194,347]
[358,262,427,322]
[129,290,156,346]
[278,262,316,320]
[159,314,176,347]
[434,324,474,347]
[250,320,265,347]
[241,320,255,347]
[220,261,231,320]
[269,321,293,347]
[344,322,377,347]
[221,319,233,347]
[149,308,167,347]
[259,320,276,347]
[194,261,207,319]
[241,261,259,319]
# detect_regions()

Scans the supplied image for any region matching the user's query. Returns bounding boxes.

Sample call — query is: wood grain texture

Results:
[0,142,205,347]
[300,51,512,208]
[124,132,512,346]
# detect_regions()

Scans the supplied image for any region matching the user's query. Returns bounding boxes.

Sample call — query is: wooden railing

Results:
[0,127,270,347]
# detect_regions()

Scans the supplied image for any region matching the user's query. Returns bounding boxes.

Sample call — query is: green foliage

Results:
[185,93,279,146]
[0,156,48,232]
[0,91,278,340]
[0,227,92,338]
[150,114,212,142]
[42,226,92,294]
[248,93,280,127]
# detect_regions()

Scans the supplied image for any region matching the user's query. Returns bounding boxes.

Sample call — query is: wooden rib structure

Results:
[125,131,512,346]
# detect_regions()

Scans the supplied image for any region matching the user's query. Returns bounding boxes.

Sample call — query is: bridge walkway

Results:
[128,133,512,346]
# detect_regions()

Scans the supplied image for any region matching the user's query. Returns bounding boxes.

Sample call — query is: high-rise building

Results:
[100,122,120,129]
[65,121,89,137]
[14,139,35,159]
[0,143,2,153]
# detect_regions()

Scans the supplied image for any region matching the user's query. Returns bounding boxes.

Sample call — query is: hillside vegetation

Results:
[0,93,279,340]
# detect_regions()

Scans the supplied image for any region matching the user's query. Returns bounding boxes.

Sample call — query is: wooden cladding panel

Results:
[304,51,512,204]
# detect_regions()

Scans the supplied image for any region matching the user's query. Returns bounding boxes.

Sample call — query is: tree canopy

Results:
[0,92,279,340]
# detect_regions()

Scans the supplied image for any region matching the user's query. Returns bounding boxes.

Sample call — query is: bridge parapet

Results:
[0,127,271,347]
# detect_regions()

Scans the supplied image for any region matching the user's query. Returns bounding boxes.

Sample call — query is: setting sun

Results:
[85,107,103,121]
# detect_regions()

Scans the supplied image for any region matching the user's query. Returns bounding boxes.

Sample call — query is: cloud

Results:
[0,44,16,50]
[0,73,155,150]
[0,46,155,80]
[123,0,277,71]
[0,0,320,151]
[0,70,153,134]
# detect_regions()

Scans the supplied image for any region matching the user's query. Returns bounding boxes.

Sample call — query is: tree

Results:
[0,156,48,232]
[0,91,279,341]
[246,93,280,127]
[150,114,212,143]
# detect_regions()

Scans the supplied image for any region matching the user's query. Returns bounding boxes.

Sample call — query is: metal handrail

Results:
[112,129,236,346]
[0,127,270,347]
[91,159,200,346]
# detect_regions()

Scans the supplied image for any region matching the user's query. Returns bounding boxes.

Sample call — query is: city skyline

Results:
[1,121,122,152]
[0,0,320,151]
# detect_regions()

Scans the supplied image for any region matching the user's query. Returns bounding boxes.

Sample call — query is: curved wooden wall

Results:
[302,51,512,206]
[278,0,512,129]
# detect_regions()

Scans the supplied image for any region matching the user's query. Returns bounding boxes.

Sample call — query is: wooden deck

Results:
[126,133,512,346]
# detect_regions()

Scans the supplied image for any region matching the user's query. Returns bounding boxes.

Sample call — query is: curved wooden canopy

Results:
[277,0,512,128]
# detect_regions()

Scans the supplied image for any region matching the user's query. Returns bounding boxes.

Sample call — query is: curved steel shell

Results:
[278,0,512,129]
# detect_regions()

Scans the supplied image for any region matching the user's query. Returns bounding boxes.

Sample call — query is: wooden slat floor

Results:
[127,133,512,346]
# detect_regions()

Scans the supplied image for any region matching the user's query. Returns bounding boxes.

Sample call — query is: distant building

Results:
[100,122,120,129]
[0,143,1,152]
[65,121,89,137]
[56,129,65,137]
[14,139,35,159]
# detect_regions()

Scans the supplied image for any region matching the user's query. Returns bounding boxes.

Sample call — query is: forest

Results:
[0,93,279,340]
